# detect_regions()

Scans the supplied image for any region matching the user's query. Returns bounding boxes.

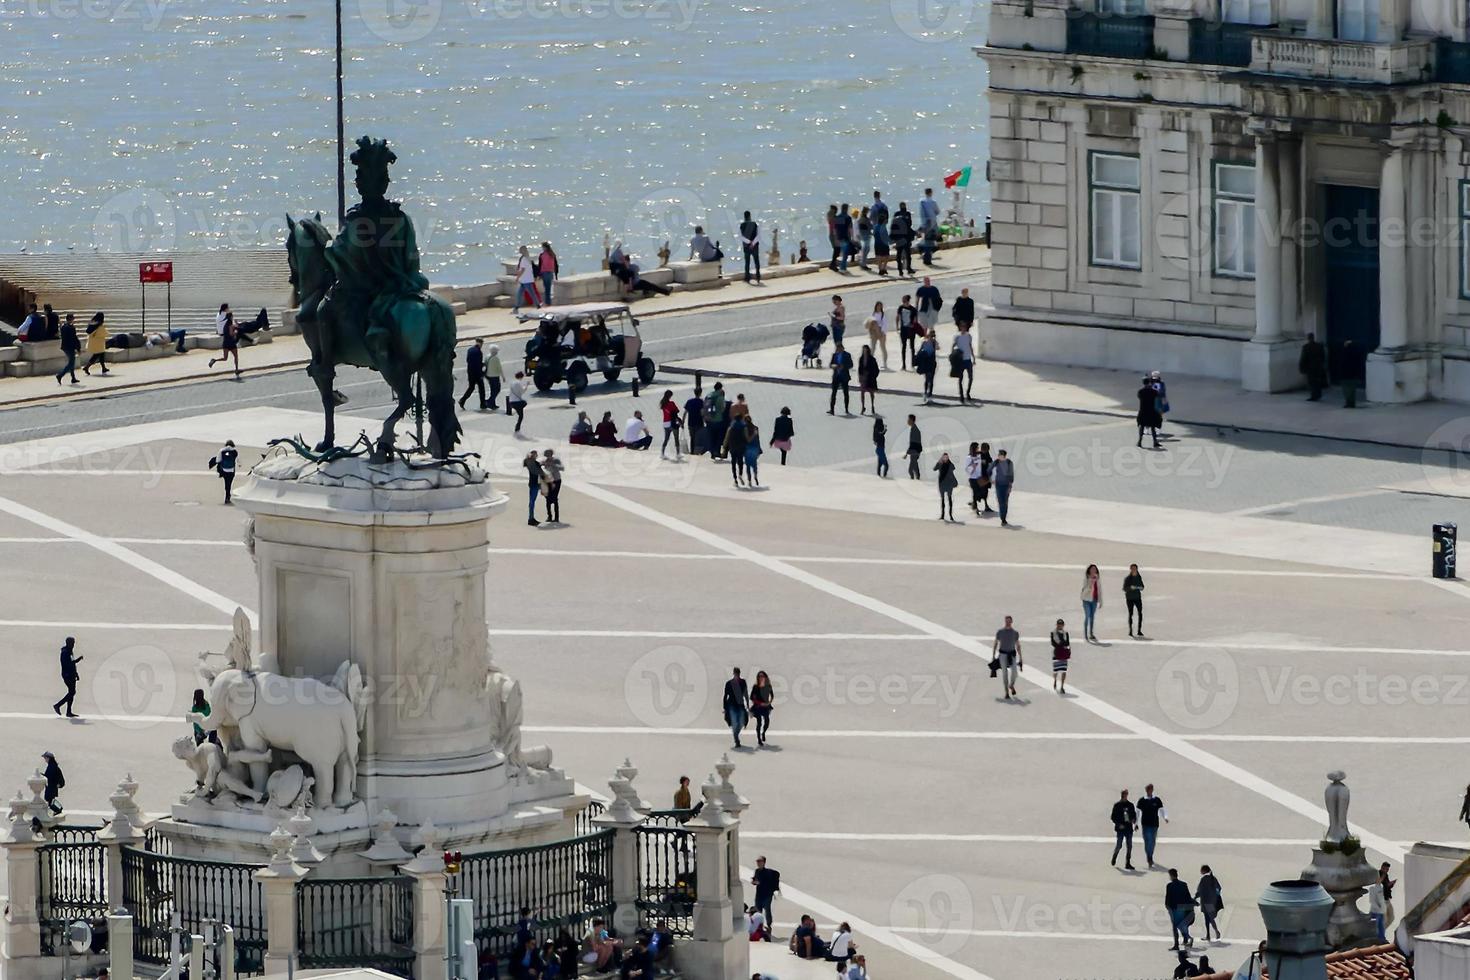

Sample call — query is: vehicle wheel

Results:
[566,361,590,394]
[603,369,622,383]
[533,366,557,392]
[637,356,656,384]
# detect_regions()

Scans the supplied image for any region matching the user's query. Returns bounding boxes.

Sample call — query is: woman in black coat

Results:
[1136,377,1163,449]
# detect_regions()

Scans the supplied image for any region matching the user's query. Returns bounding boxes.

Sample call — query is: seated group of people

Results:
[502,912,674,979]
[568,410,654,450]
[788,915,865,977]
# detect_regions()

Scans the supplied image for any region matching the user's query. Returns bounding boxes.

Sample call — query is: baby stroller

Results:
[796,321,829,368]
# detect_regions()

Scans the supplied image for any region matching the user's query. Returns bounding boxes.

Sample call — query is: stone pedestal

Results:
[1301,847,1379,949]
[1367,349,1435,403]
[236,455,510,829]
[1242,339,1303,393]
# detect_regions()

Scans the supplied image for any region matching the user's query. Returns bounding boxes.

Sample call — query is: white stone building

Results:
[979,0,1470,401]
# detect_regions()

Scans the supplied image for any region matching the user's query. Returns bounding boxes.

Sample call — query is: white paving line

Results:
[0,620,229,631]
[0,470,207,476]
[1227,488,1396,517]
[575,481,1407,865]
[488,629,929,642]
[741,864,999,980]
[0,493,254,621]
[746,832,1325,845]
[773,919,1259,945]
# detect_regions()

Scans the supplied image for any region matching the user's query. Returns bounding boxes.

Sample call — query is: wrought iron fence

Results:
[574,799,606,837]
[643,808,696,829]
[297,877,416,978]
[37,828,107,956]
[634,824,695,937]
[120,845,267,976]
[460,829,615,960]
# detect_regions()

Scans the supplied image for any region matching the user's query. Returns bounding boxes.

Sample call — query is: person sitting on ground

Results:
[569,411,593,445]
[747,903,768,942]
[509,935,541,979]
[647,919,675,965]
[620,937,654,979]
[538,940,560,979]
[790,914,825,959]
[583,917,622,971]
[595,411,623,448]
[624,410,653,450]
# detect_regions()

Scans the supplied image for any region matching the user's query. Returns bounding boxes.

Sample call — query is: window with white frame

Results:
[1214,162,1255,278]
[1222,0,1272,24]
[1090,152,1142,269]
[1338,0,1378,41]
[1097,0,1146,13]
[1460,181,1470,298]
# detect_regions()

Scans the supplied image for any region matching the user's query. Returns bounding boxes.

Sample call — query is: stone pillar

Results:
[1368,142,1431,403]
[401,827,450,980]
[592,760,649,937]
[97,779,145,913]
[675,776,747,980]
[2,794,46,965]
[253,826,309,977]
[107,911,134,980]
[1243,131,1300,391]
[1278,137,1301,337]
[714,756,750,938]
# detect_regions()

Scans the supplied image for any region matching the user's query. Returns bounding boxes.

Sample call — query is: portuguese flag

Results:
[943,166,972,189]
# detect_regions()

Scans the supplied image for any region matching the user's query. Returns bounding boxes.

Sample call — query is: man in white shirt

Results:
[624,410,653,450]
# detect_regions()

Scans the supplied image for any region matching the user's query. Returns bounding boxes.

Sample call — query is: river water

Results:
[0,0,989,282]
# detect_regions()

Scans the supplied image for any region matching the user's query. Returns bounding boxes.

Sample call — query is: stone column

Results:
[1242,131,1300,391]
[675,776,748,980]
[107,911,134,980]
[2,794,47,965]
[1368,142,1431,402]
[714,756,750,938]
[96,779,145,913]
[400,825,450,980]
[253,827,309,977]
[1278,137,1301,337]
[592,760,649,938]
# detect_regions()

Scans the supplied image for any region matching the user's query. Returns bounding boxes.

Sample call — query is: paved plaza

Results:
[1,296,1469,979]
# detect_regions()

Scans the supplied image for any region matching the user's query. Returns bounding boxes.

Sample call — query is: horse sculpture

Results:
[283,138,460,460]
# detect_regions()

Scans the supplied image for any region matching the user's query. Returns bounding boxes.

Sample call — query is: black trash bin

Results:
[1434,522,1458,579]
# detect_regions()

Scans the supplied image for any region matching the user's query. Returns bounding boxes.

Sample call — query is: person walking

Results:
[830,295,847,347]
[871,190,890,273]
[953,287,976,330]
[659,390,683,459]
[905,415,923,480]
[1338,338,1367,408]
[723,667,750,749]
[916,277,944,334]
[992,449,1015,526]
[723,416,749,487]
[55,314,80,384]
[1137,375,1163,449]
[1460,783,1470,831]
[993,615,1022,699]
[1195,866,1224,943]
[483,343,506,410]
[513,245,540,313]
[684,386,707,455]
[459,338,488,410]
[828,343,853,416]
[674,775,693,810]
[744,420,763,487]
[770,407,794,465]
[963,442,985,514]
[52,637,82,718]
[738,211,762,284]
[1378,862,1397,934]
[833,204,853,272]
[523,451,544,527]
[867,301,889,369]
[507,371,529,433]
[916,330,938,403]
[82,312,110,375]
[934,452,958,521]
[540,449,564,524]
[42,752,65,814]
[209,440,239,504]
[705,383,729,459]
[1080,564,1103,642]
[1299,332,1328,401]
[1111,789,1138,870]
[857,344,880,415]
[897,295,918,369]
[1165,868,1196,950]
[1049,618,1072,694]
[751,670,774,746]
[751,857,781,937]
[826,204,840,270]
[857,206,872,270]
[1138,783,1169,867]
[209,311,241,377]
[977,441,995,515]
[873,414,889,478]
[952,323,976,403]
[538,242,559,306]
[1124,563,1146,636]
[891,202,915,276]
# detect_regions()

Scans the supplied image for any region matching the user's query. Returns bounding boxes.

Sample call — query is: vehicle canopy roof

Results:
[515,302,634,323]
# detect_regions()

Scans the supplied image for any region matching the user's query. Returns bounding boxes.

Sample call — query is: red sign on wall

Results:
[139,261,174,284]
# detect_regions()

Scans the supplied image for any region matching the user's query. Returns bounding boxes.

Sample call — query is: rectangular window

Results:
[1461,182,1470,298]
[1097,0,1145,13]
[1090,152,1142,269]
[1214,162,1256,278]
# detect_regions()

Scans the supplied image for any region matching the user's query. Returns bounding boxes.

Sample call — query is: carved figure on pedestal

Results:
[171,736,265,804]
[484,658,555,778]
[192,607,368,809]
[1325,770,1351,844]
[264,765,316,815]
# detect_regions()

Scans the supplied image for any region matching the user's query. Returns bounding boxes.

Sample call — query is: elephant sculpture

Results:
[193,608,368,809]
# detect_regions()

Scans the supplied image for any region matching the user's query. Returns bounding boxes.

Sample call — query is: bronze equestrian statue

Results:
[285,137,461,460]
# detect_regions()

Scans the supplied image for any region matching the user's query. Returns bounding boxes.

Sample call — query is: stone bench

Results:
[667,260,722,284]
[16,340,63,362]
[0,347,20,365]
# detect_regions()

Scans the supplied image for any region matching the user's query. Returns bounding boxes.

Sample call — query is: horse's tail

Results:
[425,296,462,456]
